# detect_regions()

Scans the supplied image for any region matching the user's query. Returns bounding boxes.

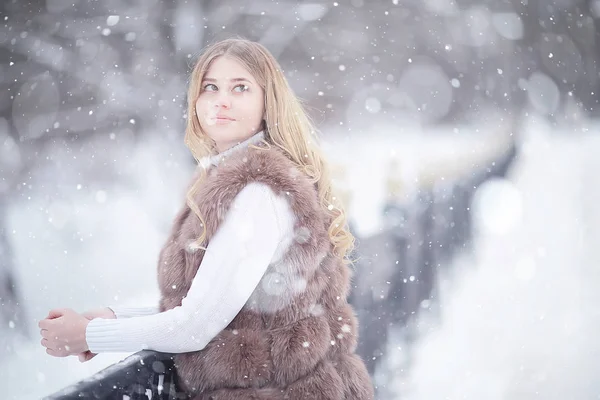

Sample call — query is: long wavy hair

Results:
[184,38,354,265]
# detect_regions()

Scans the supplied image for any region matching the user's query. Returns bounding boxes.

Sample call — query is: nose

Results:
[213,92,231,109]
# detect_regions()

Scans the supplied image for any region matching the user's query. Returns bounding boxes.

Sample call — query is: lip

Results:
[213,117,234,125]
[213,116,235,121]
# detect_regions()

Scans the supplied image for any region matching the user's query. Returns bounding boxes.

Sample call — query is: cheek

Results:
[194,98,203,117]
[238,108,263,125]
[195,98,217,126]
[195,98,210,114]
[240,97,265,123]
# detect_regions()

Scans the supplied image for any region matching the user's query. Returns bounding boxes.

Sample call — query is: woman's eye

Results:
[233,84,249,93]
[203,83,218,91]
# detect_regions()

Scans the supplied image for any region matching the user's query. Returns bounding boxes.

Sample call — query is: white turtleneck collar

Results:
[199,130,266,169]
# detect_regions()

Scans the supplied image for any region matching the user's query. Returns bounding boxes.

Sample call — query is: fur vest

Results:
[156,141,374,400]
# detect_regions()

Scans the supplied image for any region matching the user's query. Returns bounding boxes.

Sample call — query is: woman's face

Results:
[195,56,265,153]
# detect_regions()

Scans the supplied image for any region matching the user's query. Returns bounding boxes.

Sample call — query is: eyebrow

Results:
[202,77,251,84]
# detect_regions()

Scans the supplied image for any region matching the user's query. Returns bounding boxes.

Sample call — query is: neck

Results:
[203,130,265,168]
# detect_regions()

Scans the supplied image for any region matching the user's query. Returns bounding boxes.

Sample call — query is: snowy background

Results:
[1,0,599,399]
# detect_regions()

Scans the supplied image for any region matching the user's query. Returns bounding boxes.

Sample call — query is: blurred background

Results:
[1,0,599,399]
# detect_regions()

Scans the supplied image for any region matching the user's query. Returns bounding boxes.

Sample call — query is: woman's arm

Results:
[106,305,160,319]
[85,182,294,353]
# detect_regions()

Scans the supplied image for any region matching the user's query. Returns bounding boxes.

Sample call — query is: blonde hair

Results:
[184,37,355,265]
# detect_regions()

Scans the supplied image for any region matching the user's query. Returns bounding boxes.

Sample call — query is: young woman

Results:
[39,38,374,399]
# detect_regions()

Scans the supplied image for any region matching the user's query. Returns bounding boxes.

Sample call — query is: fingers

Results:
[41,339,59,355]
[40,337,58,352]
[39,309,81,358]
[39,313,71,331]
[47,308,68,319]
[38,320,61,334]
[38,316,60,330]
[44,345,69,357]
[39,308,74,330]
[78,351,96,363]
[41,335,70,357]
[45,347,67,357]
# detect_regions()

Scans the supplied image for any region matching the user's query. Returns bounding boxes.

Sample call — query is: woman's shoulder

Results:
[231,181,295,224]
[185,145,323,225]
[223,146,322,220]
[218,145,315,196]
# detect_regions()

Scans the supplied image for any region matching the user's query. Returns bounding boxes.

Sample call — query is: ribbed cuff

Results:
[86,318,147,353]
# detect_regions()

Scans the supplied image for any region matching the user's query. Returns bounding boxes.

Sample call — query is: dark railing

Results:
[352,138,518,383]
[44,138,518,400]
[44,351,189,400]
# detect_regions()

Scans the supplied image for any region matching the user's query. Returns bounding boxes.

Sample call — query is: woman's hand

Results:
[81,307,117,321]
[77,307,117,362]
[38,308,91,357]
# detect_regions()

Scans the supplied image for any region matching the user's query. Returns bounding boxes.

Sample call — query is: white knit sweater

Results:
[85,131,296,353]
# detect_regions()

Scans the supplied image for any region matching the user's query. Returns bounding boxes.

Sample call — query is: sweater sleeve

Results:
[106,305,160,319]
[85,182,294,353]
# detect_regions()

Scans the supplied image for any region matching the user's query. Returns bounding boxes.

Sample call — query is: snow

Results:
[379,117,600,399]
[396,62,453,122]
[491,13,523,40]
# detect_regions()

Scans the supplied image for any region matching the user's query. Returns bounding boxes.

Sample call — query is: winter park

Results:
[1,1,600,399]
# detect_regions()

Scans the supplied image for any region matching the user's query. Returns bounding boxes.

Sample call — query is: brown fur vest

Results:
[156,142,374,400]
